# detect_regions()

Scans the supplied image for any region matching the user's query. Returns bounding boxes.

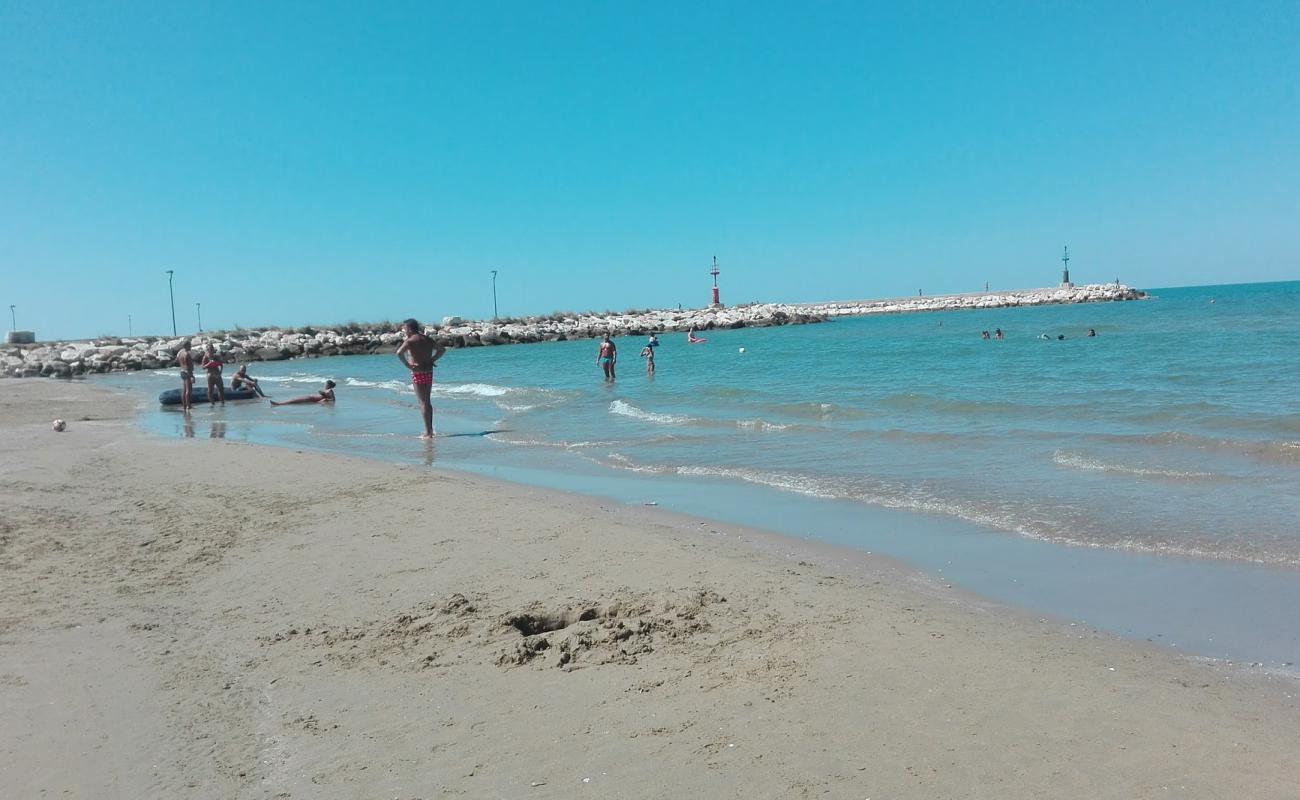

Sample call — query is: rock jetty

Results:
[1,303,823,378]
[2,284,1143,379]
[796,282,1144,317]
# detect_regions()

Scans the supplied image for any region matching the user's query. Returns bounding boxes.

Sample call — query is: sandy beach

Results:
[2,379,1298,799]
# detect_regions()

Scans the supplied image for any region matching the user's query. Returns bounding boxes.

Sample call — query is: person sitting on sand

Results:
[229,364,267,397]
[640,344,655,376]
[270,380,335,406]
[201,344,226,406]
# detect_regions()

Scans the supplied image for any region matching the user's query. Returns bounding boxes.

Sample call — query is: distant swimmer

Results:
[230,364,267,397]
[687,328,707,344]
[982,330,990,340]
[1039,333,1050,340]
[270,380,335,406]
[1087,329,1097,337]
[597,333,617,381]
[994,328,1004,340]
[640,344,655,376]
[647,334,659,348]
[396,318,446,439]
[1057,334,1066,341]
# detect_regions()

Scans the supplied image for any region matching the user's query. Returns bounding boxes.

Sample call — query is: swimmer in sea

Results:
[687,328,706,344]
[597,334,617,381]
[995,328,1004,340]
[982,330,990,340]
[396,318,446,439]
[1087,329,1097,337]
[640,344,655,376]
[270,380,336,406]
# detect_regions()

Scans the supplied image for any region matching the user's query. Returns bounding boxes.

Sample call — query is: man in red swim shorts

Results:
[396,318,446,439]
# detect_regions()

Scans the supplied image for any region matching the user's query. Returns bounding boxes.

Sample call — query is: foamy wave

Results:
[436,382,512,397]
[495,402,539,413]
[345,377,409,392]
[1052,450,1219,480]
[488,432,621,450]
[676,465,839,497]
[606,453,676,474]
[262,374,336,384]
[596,456,1300,567]
[736,419,790,431]
[609,400,696,425]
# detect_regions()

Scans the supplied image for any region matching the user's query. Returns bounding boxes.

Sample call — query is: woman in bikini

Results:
[270,380,335,406]
[201,345,226,406]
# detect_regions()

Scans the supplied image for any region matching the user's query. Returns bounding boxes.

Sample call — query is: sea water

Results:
[101,281,1300,666]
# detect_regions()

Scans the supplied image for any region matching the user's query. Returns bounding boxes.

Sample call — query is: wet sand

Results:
[2,379,1298,799]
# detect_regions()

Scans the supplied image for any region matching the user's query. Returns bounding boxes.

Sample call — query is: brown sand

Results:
[2,379,1298,799]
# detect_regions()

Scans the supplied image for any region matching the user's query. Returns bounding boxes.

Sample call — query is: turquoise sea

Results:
[103,281,1300,667]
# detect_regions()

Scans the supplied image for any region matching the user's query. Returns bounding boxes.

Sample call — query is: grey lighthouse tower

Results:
[1060,246,1073,289]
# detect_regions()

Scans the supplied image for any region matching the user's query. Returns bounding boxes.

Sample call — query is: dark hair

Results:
[325,380,336,388]
[403,318,420,330]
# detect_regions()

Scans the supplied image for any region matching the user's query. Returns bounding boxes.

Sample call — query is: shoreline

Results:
[3,283,1141,378]
[3,378,1299,798]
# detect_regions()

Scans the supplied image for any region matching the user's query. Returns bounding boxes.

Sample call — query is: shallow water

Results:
[101,280,1300,666]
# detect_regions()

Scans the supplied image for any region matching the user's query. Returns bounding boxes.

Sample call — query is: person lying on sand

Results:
[270,380,335,406]
[229,365,268,397]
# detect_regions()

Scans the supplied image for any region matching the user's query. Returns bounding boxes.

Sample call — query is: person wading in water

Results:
[396,318,446,438]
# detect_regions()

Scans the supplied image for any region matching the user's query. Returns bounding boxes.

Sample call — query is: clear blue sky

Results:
[3,1,1298,338]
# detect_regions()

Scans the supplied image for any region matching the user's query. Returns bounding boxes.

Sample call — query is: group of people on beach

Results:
[174,339,334,412]
[174,318,443,437]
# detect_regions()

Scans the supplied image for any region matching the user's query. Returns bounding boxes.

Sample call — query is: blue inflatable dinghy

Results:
[159,386,260,405]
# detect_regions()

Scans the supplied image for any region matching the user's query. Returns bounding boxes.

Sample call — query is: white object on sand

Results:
[52,419,66,432]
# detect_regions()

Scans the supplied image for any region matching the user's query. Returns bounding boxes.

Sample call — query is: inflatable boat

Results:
[158,386,260,405]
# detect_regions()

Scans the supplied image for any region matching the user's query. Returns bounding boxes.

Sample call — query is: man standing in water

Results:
[176,339,195,412]
[597,333,617,381]
[396,318,446,438]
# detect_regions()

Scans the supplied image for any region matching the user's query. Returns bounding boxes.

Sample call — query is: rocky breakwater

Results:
[797,283,1145,317]
[2,303,825,378]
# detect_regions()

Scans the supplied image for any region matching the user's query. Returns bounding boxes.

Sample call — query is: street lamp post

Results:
[196,302,202,332]
[8,305,14,331]
[128,314,132,336]
[166,270,177,336]
[490,270,498,320]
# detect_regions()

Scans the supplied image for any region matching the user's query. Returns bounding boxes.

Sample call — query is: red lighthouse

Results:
[710,256,722,308]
